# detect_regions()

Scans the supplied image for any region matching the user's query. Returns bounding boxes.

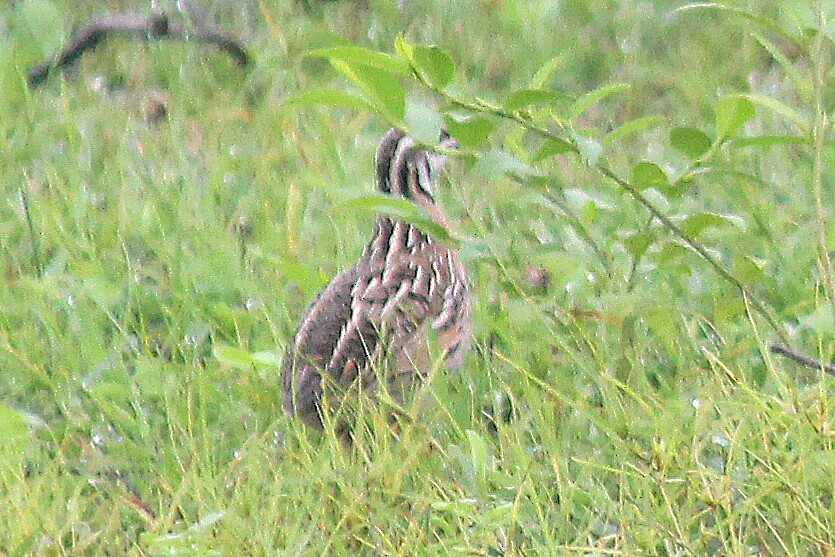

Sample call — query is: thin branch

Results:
[593,163,788,344]
[27,11,249,87]
[416,71,789,344]
[770,343,835,376]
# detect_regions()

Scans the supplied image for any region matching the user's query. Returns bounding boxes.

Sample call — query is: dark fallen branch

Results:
[771,343,835,376]
[27,11,249,87]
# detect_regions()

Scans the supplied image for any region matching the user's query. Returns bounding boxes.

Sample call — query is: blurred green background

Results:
[0,0,833,554]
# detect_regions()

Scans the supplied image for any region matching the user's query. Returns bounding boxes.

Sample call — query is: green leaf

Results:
[17,0,65,56]
[411,45,455,90]
[631,161,669,191]
[644,307,679,353]
[331,61,405,122]
[251,351,283,368]
[603,116,666,144]
[569,83,629,121]
[715,96,755,139]
[214,345,257,369]
[503,125,527,159]
[528,55,566,89]
[306,45,410,75]
[405,101,444,145]
[652,241,689,263]
[192,511,227,532]
[670,127,712,159]
[337,195,459,248]
[741,94,809,131]
[472,150,534,181]
[273,255,330,292]
[396,37,455,90]
[394,35,414,63]
[145,511,227,553]
[714,296,745,322]
[798,305,835,335]
[467,429,491,487]
[532,137,575,162]
[732,254,768,283]
[623,231,655,258]
[681,212,740,236]
[504,89,572,111]
[215,346,282,370]
[285,87,372,111]
[641,188,671,212]
[431,499,477,514]
[564,188,614,211]
[0,404,28,472]
[582,200,597,222]
[443,114,495,149]
[572,134,603,165]
[781,3,817,35]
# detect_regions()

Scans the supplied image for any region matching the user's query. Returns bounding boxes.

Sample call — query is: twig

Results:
[593,163,788,345]
[770,343,835,376]
[27,11,249,87]
[415,71,789,344]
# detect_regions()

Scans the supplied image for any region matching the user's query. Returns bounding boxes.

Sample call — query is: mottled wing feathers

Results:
[282,267,368,425]
[282,128,472,430]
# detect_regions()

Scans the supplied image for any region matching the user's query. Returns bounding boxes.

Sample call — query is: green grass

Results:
[1,0,833,554]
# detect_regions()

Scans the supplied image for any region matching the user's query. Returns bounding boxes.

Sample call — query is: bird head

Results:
[375,128,457,207]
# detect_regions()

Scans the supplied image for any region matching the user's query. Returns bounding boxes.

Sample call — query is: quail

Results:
[282,128,472,432]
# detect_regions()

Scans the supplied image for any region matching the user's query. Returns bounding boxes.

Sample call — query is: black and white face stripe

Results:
[375,128,404,195]
[391,135,420,199]
[375,128,455,202]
